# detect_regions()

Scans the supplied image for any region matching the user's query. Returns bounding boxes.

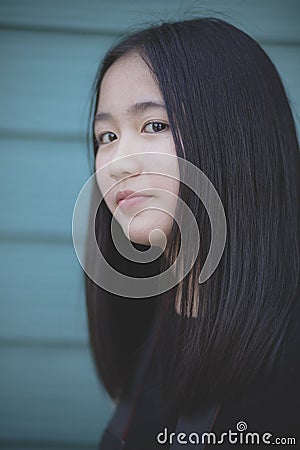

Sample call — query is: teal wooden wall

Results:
[0,1,299,448]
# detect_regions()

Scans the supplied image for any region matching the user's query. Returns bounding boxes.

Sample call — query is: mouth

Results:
[115,190,152,209]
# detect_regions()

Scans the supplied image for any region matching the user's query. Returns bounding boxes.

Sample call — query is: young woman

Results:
[84,17,300,449]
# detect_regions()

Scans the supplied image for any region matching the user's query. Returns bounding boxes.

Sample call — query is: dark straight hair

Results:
[85,17,300,413]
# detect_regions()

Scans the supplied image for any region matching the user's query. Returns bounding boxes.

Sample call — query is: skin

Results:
[94,52,180,247]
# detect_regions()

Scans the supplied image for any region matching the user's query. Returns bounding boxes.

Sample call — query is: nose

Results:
[109,135,143,181]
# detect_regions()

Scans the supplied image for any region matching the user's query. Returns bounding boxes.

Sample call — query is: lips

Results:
[115,189,151,204]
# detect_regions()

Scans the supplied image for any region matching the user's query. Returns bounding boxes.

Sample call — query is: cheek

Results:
[95,164,114,210]
[168,175,180,197]
[95,152,108,188]
[158,162,180,198]
[161,145,180,188]
[95,166,104,194]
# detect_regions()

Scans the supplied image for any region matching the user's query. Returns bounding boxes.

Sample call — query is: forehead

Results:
[97,53,163,110]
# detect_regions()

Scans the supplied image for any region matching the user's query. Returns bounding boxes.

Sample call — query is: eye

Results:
[95,131,117,145]
[143,122,169,133]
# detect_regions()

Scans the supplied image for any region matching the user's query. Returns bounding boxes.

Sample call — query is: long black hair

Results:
[85,17,300,413]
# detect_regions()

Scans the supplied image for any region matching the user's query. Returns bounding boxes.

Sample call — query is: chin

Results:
[124,228,152,246]
[123,223,167,248]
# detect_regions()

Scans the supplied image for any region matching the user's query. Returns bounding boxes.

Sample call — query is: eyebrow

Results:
[94,101,166,123]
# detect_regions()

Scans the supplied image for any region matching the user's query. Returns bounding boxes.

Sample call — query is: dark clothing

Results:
[100,304,300,449]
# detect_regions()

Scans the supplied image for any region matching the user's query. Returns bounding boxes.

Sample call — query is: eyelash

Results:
[94,121,169,146]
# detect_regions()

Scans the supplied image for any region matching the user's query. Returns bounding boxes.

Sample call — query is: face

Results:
[94,52,180,247]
